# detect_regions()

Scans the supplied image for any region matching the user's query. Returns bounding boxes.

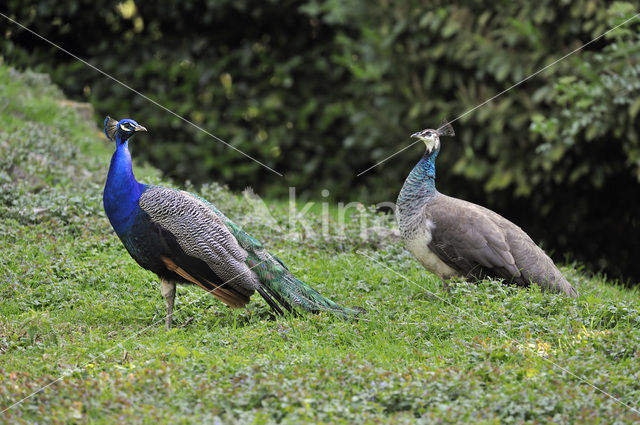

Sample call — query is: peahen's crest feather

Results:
[104,116,119,140]
[437,119,455,137]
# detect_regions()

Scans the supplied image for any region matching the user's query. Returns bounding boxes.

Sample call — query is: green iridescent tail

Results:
[272,273,363,318]
[224,218,363,318]
[246,253,363,319]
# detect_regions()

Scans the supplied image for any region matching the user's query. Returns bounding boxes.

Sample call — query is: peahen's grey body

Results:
[396,123,577,297]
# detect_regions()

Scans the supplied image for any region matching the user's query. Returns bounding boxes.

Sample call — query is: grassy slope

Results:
[1,64,639,424]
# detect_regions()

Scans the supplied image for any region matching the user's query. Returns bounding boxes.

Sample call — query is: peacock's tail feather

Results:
[245,253,362,319]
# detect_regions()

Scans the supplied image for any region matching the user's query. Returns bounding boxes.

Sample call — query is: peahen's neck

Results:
[103,138,144,234]
[396,149,439,230]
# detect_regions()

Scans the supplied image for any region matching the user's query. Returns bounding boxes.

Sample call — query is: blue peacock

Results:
[396,121,578,297]
[102,116,360,328]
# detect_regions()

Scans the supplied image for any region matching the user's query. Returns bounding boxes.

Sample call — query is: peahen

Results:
[102,116,360,328]
[396,122,578,297]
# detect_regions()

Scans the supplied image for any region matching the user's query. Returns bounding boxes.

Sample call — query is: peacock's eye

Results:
[121,123,132,131]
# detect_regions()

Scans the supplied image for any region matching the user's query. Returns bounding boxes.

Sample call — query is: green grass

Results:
[1,63,640,424]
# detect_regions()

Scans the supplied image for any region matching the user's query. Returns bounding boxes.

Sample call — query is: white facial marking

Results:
[420,132,439,152]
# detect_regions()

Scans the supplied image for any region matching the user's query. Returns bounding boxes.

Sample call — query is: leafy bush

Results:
[1,0,639,281]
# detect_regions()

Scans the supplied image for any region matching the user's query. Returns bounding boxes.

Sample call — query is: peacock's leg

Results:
[160,279,176,330]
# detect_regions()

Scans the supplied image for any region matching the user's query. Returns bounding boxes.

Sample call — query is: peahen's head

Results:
[411,121,455,154]
[104,116,147,144]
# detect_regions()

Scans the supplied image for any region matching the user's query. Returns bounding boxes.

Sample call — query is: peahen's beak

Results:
[134,124,147,132]
[411,130,427,139]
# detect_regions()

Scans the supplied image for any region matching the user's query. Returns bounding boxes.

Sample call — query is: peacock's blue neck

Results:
[103,138,145,235]
[397,149,439,212]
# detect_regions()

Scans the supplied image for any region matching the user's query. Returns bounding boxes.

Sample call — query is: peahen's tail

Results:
[543,273,578,298]
[258,270,363,319]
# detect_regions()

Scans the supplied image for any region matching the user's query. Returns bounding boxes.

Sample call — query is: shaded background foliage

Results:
[2,0,639,282]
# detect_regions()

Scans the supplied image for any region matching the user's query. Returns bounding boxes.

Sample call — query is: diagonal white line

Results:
[358,250,640,417]
[0,259,269,414]
[356,139,422,177]
[0,12,283,177]
[356,11,640,177]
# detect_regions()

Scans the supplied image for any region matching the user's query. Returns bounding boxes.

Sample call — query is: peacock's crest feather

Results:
[104,116,119,141]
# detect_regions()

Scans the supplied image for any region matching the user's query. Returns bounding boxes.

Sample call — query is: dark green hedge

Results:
[2,0,639,281]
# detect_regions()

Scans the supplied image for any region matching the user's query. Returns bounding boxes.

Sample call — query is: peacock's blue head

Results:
[104,116,147,144]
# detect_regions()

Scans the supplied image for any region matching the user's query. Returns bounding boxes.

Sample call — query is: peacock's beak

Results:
[411,130,426,139]
[134,124,147,132]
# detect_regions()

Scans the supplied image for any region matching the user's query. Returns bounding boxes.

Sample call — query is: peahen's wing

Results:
[426,195,521,281]
[138,187,262,307]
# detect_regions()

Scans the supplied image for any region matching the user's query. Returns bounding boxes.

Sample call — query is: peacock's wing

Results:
[138,187,262,307]
[425,195,521,281]
[185,193,291,270]
[192,191,360,316]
